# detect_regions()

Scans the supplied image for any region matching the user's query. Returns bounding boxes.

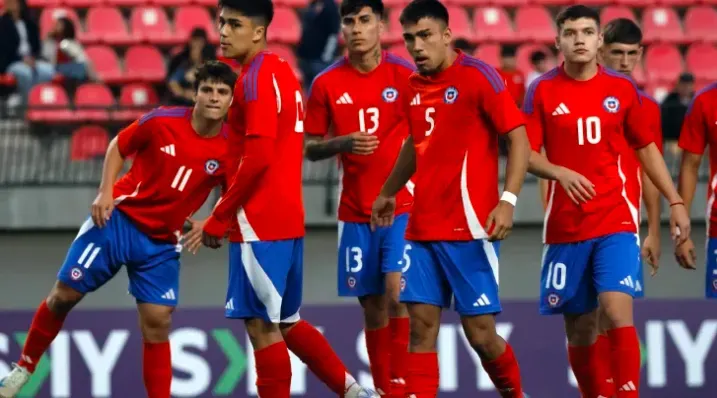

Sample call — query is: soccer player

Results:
[303,0,413,395]
[371,1,532,396]
[202,1,377,397]
[0,61,238,398]
[676,83,717,280]
[524,6,690,398]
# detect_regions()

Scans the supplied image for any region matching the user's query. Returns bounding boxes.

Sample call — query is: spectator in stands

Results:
[297,0,340,90]
[42,17,90,82]
[0,0,54,105]
[452,38,473,53]
[525,50,550,88]
[168,44,216,106]
[662,72,695,146]
[168,28,216,81]
[497,45,525,107]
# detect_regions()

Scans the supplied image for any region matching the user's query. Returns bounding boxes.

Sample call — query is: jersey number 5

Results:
[295,90,304,133]
[577,117,601,145]
[359,108,379,135]
[425,107,436,136]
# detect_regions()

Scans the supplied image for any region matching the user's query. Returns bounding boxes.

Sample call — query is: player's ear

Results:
[443,26,452,46]
[597,31,604,49]
[637,45,644,61]
[253,24,266,43]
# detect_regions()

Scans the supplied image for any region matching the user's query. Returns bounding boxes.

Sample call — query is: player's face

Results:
[557,18,602,65]
[342,7,383,54]
[402,18,452,75]
[193,81,233,121]
[218,7,265,60]
[599,42,642,75]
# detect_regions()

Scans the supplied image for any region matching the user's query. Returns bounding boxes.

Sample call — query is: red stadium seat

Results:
[644,83,671,103]
[514,7,555,43]
[475,43,500,68]
[114,83,159,121]
[130,7,175,45]
[64,0,102,8]
[644,44,683,84]
[686,43,717,82]
[74,83,115,122]
[275,0,310,7]
[39,8,82,41]
[684,6,717,43]
[124,46,166,83]
[191,0,218,6]
[85,45,124,84]
[174,6,219,44]
[473,7,515,44]
[516,44,552,75]
[26,83,73,123]
[385,8,404,44]
[447,6,474,42]
[600,6,638,24]
[267,7,301,44]
[27,0,60,8]
[388,44,412,62]
[106,0,147,7]
[614,0,652,7]
[84,7,133,46]
[152,0,191,5]
[632,61,647,87]
[70,126,111,161]
[642,7,684,44]
[531,0,571,6]
[382,0,409,6]
[657,0,695,7]
[268,44,302,81]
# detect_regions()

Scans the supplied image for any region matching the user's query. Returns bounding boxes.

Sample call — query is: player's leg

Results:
[337,220,391,394]
[593,233,642,397]
[704,238,717,299]
[0,218,121,398]
[279,238,376,398]
[400,242,451,397]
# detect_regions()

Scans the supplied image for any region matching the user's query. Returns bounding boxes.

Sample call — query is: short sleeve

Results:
[646,100,664,153]
[678,95,707,155]
[522,81,544,151]
[624,89,655,149]
[116,120,150,157]
[474,68,526,136]
[304,77,331,137]
[243,59,279,138]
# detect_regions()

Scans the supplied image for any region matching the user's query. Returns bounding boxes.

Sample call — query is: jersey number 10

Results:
[577,117,601,145]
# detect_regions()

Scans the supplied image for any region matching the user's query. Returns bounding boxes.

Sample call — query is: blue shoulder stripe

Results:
[243,54,266,102]
[138,107,189,126]
[523,67,560,115]
[687,82,717,115]
[638,89,659,106]
[603,68,642,105]
[460,56,505,94]
[307,58,347,98]
[385,53,416,72]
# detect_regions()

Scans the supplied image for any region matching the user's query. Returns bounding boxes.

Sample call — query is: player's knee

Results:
[138,304,173,342]
[407,305,440,351]
[384,277,406,318]
[599,292,634,328]
[46,281,83,316]
[564,312,599,346]
[360,295,389,329]
[245,318,283,350]
[460,315,502,355]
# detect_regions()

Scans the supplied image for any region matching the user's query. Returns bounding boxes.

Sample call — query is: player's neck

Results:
[237,43,267,66]
[348,46,382,73]
[191,110,222,138]
[436,50,458,74]
[563,60,598,81]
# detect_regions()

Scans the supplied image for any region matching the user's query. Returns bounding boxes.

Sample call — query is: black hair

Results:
[530,50,547,64]
[399,0,449,27]
[555,5,600,32]
[603,18,642,45]
[57,17,76,40]
[219,0,274,26]
[501,45,517,58]
[194,61,238,92]
[190,27,208,40]
[453,38,472,52]
[340,0,384,18]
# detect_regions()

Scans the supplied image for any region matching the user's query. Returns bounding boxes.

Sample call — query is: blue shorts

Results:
[337,213,409,297]
[539,232,641,315]
[225,239,304,323]
[400,240,501,316]
[57,209,181,306]
[705,238,717,298]
[634,257,645,299]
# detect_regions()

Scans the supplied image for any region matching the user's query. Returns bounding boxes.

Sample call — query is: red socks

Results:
[405,352,439,397]
[254,341,292,398]
[283,320,351,395]
[389,317,409,397]
[609,327,641,397]
[482,344,523,398]
[595,334,616,396]
[18,301,66,373]
[568,341,613,398]
[142,341,172,398]
[365,326,391,395]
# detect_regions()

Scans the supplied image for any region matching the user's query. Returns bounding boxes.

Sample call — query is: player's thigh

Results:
[400,241,452,309]
[705,238,717,299]
[126,239,181,307]
[592,233,641,297]
[433,240,502,316]
[337,220,382,297]
[57,217,122,295]
[539,241,596,316]
[225,240,298,323]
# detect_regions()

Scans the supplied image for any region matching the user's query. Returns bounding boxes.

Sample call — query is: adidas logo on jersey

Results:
[161,289,176,300]
[473,293,492,307]
[552,103,570,116]
[225,298,235,311]
[619,381,637,391]
[160,144,176,156]
[620,276,636,289]
[410,94,421,106]
[336,93,353,104]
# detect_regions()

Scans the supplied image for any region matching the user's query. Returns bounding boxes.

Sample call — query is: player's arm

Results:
[380,135,416,197]
[677,96,707,213]
[640,105,664,269]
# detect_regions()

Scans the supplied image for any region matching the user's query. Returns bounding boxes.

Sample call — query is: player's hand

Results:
[555,167,596,205]
[91,189,114,228]
[346,132,379,156]
[669,203,691,246]
[201,231,223,249]
[201,215,228,249]
[674,237,697,270]
[642,234,661,276]
[486,201,514,242]
[370,195,396,231]
[183,217,206,255]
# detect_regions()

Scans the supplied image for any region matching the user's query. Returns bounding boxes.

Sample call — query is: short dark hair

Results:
[194,61,238,92]
[501,45,517,58]
[219,0,274,26]
[603,18,642,45]
[340,0,384,18]
[555,5,600,32]
[530,50,547,64]
[57,17,76,40]
[399,0,449,27]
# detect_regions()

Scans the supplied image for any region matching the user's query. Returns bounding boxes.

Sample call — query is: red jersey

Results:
[405,51,525,241]
[115,107,229,243]
[498,69,526,106]
[217,51,305,242]
[524,66,655,244]
[304,52,414,223]
[678,82,717,237]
